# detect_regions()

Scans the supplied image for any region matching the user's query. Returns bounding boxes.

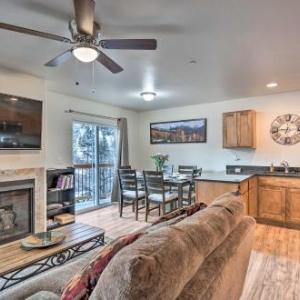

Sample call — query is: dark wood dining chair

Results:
[143,171,178,222]
[176,166,197,192]
[194,168,202,177]
[180,166,202,206]
[178,165,197,175]
[118,169,145,220]
[119,165,131,170]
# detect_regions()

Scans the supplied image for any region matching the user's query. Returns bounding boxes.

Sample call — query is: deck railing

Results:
[74,163,115,205]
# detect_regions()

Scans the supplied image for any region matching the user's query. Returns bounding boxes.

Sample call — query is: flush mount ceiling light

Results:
[141,92,156,101]
[72,45,99,63]
[266,82,278,88]
[9,97,18,101]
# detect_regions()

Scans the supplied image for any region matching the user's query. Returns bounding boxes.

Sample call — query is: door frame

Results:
[72,120,118,214]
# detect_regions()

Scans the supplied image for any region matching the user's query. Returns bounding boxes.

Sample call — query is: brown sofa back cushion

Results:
[92,194,244,300]
[177,216,255,300]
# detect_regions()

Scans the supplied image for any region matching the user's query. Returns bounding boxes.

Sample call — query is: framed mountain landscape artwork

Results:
[150,118,207,144]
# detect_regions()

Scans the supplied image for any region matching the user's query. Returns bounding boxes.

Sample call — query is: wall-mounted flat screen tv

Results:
[0,93,42,150]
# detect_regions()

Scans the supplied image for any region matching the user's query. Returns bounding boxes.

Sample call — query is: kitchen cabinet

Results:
[248,177,258,217]
[240,192,249,215]
[195,179,252,215]
[196,174,300,228]
[286,188,300,225]
[257,176,300,228]
[195,181,239,206]
[223,110,256,148]
[258,186,285,222]
[223,112,238,147]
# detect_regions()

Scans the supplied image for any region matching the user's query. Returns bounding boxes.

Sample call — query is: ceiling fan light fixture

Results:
[266,82,278,88]
[141,92,156,101]
[72,46,99,63]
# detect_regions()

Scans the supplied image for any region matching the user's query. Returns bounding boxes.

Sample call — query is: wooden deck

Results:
[77,204,300,300]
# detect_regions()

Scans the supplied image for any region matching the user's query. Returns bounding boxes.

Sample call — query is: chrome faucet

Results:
[280,161,289,173]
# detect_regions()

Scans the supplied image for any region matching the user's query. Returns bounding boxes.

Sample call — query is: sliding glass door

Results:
[72,121,117,212]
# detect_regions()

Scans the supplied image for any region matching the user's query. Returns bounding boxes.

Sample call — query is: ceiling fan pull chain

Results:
[91,61,96,93]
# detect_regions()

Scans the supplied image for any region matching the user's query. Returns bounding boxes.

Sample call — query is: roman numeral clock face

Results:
[270,114,300,145]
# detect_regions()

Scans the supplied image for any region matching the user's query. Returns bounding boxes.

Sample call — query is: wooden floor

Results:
[240,224,300,300]
[76,204,159,239]
[77,205,300,300]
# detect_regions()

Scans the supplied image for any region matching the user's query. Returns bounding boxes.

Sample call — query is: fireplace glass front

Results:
[0,180,34,245]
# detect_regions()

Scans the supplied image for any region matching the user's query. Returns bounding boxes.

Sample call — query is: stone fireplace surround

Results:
[0,168,46,233]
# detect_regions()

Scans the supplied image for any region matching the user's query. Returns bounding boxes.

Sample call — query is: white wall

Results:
[0,68,46,169]
[45,91,140,169]
[138,91,300,171]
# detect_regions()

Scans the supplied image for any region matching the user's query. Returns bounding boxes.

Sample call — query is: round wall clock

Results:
[270,114,300,145]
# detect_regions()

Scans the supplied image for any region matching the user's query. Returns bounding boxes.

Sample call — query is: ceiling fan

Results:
[0,0,157,74]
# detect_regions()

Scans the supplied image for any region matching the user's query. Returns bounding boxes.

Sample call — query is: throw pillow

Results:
[186,202,207,216]
[60,232,143,300]
[151,207,187,225]
[152,202,207,226]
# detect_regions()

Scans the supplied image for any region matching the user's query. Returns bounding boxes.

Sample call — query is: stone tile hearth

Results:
[0,168,46,233]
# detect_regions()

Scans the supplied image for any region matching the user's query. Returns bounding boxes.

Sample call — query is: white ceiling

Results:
[0,0,300,111]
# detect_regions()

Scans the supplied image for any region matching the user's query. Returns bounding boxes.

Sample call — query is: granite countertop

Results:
[194,172,254,183]
[249,170,300,178]
[195,166,300,184]
[226,165,300,179]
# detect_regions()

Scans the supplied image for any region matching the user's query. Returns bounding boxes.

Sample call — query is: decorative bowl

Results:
[21,231,65,250]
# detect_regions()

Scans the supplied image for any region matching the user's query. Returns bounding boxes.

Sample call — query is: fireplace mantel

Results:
[0,168,46,233]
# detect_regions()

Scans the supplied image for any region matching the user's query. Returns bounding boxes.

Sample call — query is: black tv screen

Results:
[0,93,42,150]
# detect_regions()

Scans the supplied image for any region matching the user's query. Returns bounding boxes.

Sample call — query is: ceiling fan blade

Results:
[97,51,123,74]
[0,22,72,43]
[45,49,73,67]
[100,39,157,50]
[73,0,95,35]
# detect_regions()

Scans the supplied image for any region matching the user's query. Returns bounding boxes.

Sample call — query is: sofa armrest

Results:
[0,251,95,300]
[26,291,60,300]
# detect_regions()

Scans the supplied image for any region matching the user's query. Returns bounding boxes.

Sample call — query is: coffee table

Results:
[0,223,105,291]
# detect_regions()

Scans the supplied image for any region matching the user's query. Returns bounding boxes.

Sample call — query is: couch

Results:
[0,193,255,300]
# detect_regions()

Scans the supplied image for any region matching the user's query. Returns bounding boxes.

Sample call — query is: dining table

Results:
[137,172,192,208]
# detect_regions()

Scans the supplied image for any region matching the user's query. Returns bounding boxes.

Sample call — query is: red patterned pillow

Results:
[152,203,207,226]
[186,202,207,216]
[152,207,186,226]
[60,232,143,300]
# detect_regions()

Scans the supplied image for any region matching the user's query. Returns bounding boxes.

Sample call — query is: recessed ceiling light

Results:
[266,82,278,88]
[141,92,156,101]
[72,45,99,63]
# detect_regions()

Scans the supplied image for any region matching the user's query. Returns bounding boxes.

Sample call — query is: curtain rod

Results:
[65,109,120,121]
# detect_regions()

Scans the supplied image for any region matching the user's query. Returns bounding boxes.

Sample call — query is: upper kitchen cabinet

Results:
[223,110,256,148]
